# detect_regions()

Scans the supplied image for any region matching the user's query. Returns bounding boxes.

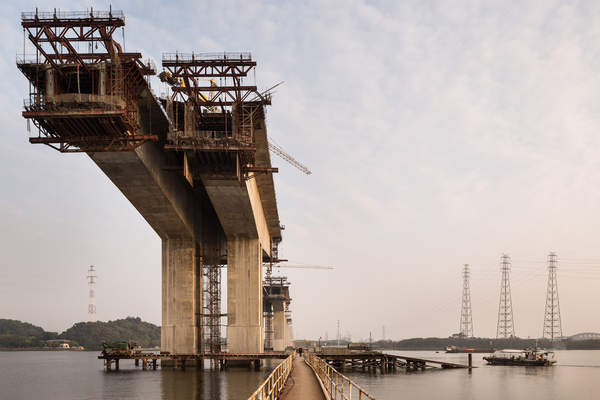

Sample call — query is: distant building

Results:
[46,339,73,349]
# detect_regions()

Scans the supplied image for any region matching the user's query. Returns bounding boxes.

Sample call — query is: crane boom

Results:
[268,141,312,175]
[263,263,333,270]
[277,265,333,270]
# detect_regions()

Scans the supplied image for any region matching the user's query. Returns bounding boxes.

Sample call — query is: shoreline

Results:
[0,348,90,352]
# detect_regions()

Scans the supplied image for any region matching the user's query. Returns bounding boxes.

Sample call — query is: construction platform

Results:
[98,352,289,371]
[315,350,473,371]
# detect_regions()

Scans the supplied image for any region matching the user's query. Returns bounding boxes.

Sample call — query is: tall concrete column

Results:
[285,320,293,349]
[226,237,264,353]
[161,238,202,355]
[273,300,286,352]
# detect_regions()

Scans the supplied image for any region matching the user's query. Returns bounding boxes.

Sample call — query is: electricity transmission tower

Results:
[460,264,473,337]
[543,252,563,341]
[87,265,97,322]
[496,254,515,338]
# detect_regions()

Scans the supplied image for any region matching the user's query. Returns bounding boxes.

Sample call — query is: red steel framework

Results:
[18,8,157,152]
[160,52,271,170]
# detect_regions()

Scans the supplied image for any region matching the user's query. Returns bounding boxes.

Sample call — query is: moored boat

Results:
[483,349,556,366]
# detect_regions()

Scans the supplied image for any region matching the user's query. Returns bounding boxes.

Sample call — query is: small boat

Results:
[483,349,556,366]
[445,345,495,353]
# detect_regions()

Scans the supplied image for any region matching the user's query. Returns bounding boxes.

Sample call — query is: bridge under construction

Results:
[15,9,476,400]
[17,8,305,359]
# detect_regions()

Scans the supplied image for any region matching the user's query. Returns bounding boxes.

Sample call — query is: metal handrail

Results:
[247,352,295,400]
[162,52,252,62]
[21,10,125,21]
[306,352,376,400]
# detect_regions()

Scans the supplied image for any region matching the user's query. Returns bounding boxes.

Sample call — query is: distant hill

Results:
[0,319,58,347]
[59,317,160,350]
[371,336,600,350]
[372,337,539,350]
[0,317,160,350]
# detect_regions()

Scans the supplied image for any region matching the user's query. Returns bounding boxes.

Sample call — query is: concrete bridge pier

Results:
[89,142,219,360]
[285,319,294,349]
[161,238,202,355]
[226,237,264,353]
[273,300,287,351]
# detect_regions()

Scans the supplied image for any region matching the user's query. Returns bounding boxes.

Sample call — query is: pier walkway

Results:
[280,357,326,400]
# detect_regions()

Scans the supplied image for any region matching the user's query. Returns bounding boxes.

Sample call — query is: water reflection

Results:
[159,359,277,400]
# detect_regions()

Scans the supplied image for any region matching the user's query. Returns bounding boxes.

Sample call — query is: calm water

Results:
[0,351,277,400]
[346,350,600,400]
[1,350,599,399]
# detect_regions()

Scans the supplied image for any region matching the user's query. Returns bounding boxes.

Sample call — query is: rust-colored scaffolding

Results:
[18,8,157,152]
[159,52,271,176]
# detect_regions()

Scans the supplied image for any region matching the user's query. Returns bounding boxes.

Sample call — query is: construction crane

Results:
[268,141,312,175]
[159,71,311,175]
[263,262,333,279]
[274,264,333,270]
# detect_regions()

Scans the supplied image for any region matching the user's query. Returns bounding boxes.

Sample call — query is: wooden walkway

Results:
[280,356,326,400]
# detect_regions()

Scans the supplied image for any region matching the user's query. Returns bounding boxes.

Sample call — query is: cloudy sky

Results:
[2,0,600,341]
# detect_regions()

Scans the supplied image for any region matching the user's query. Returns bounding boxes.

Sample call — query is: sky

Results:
[2,0,600,341]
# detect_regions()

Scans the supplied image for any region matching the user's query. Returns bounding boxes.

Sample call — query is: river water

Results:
[0,350,599,399]
[0,351,277,400]
[346,350,600,400]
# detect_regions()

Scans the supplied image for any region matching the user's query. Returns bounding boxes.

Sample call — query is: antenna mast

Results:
[496,254,515,338]
[543,252,563,341]
[87,265,97,322]
[460,264,474,337]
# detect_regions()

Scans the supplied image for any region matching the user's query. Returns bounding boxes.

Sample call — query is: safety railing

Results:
[247,352,295,400]
[21,10,125,21]
[306,352,376,400]
[162,52,252,62]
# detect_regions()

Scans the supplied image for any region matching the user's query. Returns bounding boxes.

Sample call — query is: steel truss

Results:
[19,8,157,152]
[160,52,270,168]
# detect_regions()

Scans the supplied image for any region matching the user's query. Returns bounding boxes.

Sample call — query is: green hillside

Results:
[59,317,160,350]
[0,317,160,350]
[0,319,58,347]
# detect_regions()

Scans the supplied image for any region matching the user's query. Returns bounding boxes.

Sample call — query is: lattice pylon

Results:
[543,252,563,341]
[460,264,473,337]
[496,254,515,338]
[87,265,97,322]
